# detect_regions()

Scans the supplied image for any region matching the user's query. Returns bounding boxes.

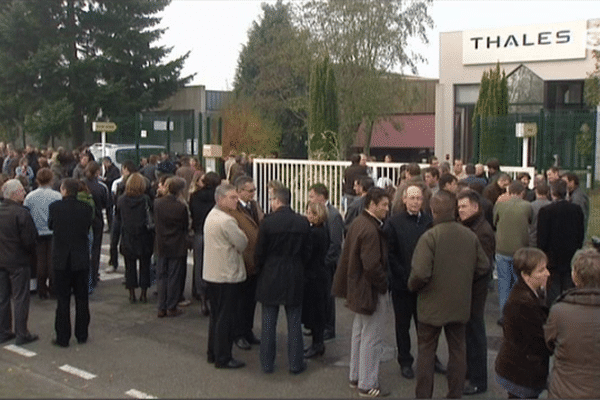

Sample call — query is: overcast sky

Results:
[157,0,600,91]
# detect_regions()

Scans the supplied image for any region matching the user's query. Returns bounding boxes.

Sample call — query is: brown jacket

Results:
[227,204,259,275]
[495,279,551,391]
[545,288,600,398]
[332,211,387,315]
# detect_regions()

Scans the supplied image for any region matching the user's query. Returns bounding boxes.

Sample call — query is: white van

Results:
[89,143,166,169]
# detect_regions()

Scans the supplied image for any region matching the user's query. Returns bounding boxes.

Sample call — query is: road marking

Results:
[3,344,37,357]
[125,389,157,399]
[59,364,97,380]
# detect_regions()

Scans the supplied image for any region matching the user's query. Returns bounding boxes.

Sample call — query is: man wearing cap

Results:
[0,179,39,345]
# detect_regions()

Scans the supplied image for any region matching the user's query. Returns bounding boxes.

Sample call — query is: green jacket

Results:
[408,216,489,326]
[493,197,532,256]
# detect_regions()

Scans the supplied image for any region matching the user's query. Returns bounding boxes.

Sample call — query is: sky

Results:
[157,0,600,91]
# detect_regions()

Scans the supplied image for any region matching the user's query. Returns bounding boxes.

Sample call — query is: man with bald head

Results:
[0,179,39,345]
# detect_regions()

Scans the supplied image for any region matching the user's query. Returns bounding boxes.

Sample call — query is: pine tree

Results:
[309,57,339,160]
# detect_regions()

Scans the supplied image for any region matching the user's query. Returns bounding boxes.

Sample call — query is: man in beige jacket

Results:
[203,184,248,369]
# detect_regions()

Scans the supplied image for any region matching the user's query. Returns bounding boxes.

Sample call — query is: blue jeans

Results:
[496,254,518,314]
[260,304,304,373]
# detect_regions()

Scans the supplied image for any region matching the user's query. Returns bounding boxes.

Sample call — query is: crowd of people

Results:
[0,143,599,399]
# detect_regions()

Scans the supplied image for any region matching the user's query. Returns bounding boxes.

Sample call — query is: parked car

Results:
[89,143,166,169]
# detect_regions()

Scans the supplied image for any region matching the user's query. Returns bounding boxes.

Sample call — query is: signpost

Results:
[92,121,117,158]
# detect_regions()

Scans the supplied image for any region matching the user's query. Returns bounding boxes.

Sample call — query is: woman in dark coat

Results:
[302,202,330,358]
[189,172,221,315]
[495,247,551,398]
[114,173,154,303]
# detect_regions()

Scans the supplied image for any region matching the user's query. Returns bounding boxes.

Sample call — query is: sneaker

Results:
[178,299,191,307]
[358,387,390,398]
[349,380,358,389]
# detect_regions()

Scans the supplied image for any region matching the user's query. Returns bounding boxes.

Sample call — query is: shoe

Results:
[15,334,39,346]
[400,365,414,379]
[51,339,69,348]
[463,384,486,395]
[304,344,325,358]
[207,353,215,364]
[178,299,191,307]
[302,326,312,336]
[290,362,307,375]
[157,310,167,318]
[246,333,261,345]
[434,359,447,375]
[0,332,16,344]
[77,338,87,344]
[235,337,251,350]
[323,329,335,342]
[349,380,358,389]
[167,308,184,317]
[497,317,504,326]
[358,387,390,397]
[215,359,246,369]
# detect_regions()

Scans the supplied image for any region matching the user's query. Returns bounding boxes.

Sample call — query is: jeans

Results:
[260,304,304,373]
[496,254,518,314]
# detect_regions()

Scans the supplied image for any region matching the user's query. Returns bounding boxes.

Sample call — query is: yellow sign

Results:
[92,121,117,132]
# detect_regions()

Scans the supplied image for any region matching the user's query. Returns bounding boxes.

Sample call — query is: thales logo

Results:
[470,31,571,50]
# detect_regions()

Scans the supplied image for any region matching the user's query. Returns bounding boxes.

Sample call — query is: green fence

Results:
[473,109,597,174]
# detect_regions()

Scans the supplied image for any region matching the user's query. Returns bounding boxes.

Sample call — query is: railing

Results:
[254,159,535,214]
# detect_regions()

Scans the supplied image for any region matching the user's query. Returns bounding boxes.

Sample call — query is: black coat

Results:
[255,206,310,306]
[189,187,215,233]
[0,199,37,270]
[115,194,154,258]
[48,197,93,271]
[537,200,584,272]
[383,210,433,292]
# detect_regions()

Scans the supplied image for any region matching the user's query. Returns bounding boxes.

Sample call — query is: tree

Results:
[472,62,509,163]
[308,56,339,160]
[0,0,192,147]
[220,99,281,157]
[584,50,600,107]
[234,0,311,158]
[296,0,433,158]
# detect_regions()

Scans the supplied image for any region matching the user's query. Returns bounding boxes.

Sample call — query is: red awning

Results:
[354,114,435,148]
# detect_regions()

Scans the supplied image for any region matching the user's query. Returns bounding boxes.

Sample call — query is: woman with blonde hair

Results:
[114,173,154,303]
[495,247,551,399]
[544,246,600,398]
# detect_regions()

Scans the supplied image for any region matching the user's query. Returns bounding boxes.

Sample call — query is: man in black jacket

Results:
[383,183,434,380]
[0,179,39,345]
[255,186,310,374]
[538,179,585,305]
[48,178,93,347]
[457,190,495,395]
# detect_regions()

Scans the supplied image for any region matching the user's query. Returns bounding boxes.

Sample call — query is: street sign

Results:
[92,121,117,132]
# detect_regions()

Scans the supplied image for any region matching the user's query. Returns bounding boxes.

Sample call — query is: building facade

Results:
[436,19,600,173]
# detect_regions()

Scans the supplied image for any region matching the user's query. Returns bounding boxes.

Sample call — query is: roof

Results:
[354,114,435,149]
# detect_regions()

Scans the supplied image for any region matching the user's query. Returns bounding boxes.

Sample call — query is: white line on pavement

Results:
[59,364,97,380]
[125,389,157,399]
[3,344,37,357]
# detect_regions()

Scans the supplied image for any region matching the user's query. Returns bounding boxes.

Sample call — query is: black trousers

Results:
[156,257,185,311]
[466,274,489,390]
[391,289,418,367]
[235,274,258,340]
[324,264,336,335]
[547,269,574,306]
[54,269,90,346]
[207,282,241,366]
[124,255,151,289]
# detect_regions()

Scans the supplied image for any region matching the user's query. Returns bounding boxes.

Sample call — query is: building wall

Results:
[436,19,600,162]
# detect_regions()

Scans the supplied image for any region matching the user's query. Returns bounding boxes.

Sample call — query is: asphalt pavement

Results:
[1,233,518,398]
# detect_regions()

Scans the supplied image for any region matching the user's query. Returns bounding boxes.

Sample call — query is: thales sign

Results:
[463,20,587,65]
